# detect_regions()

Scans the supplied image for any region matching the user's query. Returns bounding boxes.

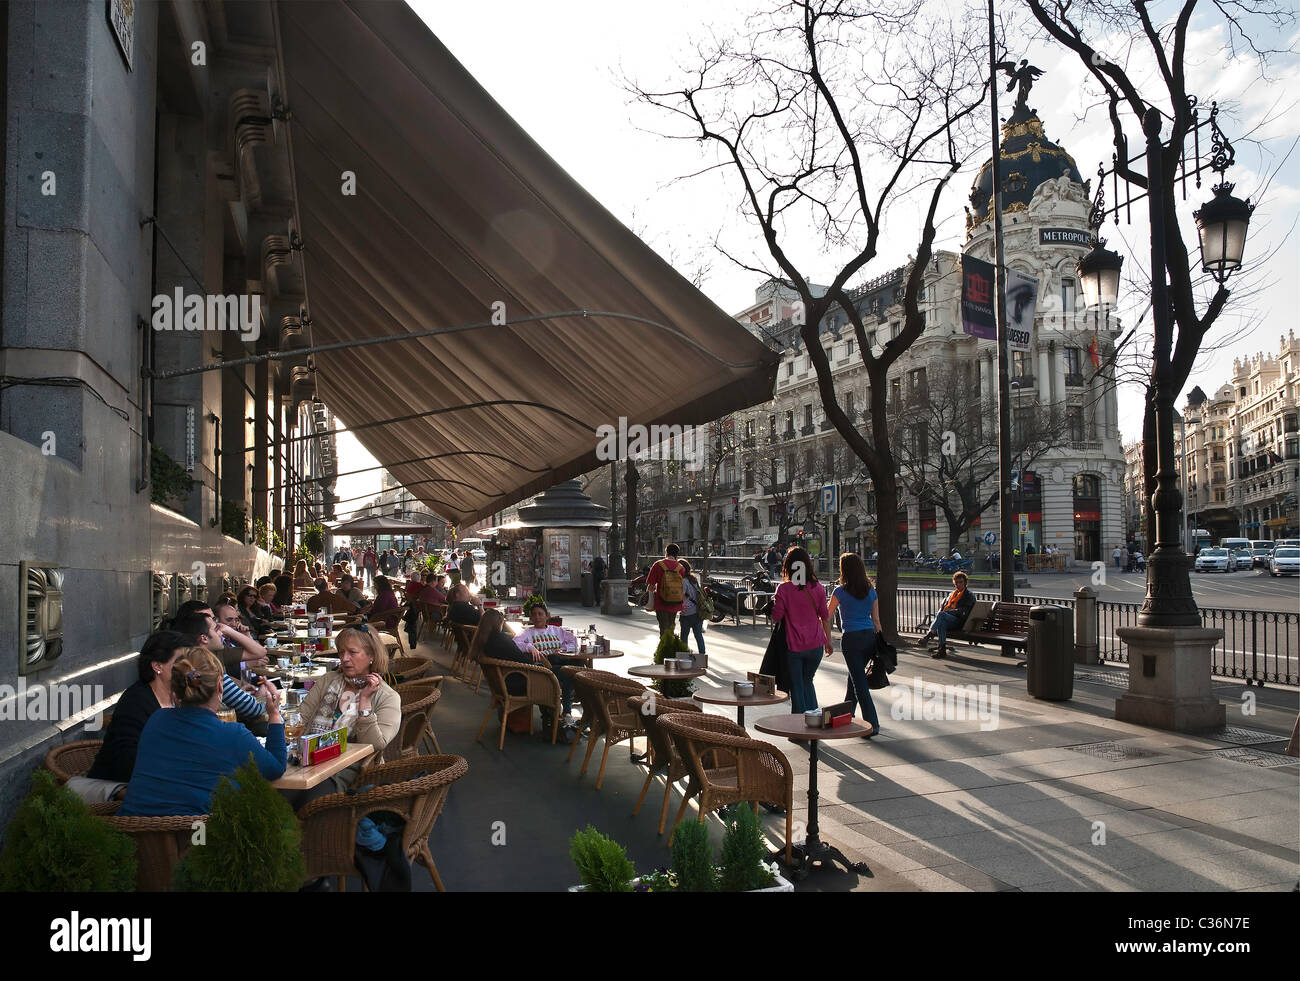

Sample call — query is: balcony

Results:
[763,481,792,495]
[1011,374,1035,390]
[741,436,756,449]
[1065,373,1085,387]
[800,424,815,437]
[782,428,795,441]
[819,418,834,432]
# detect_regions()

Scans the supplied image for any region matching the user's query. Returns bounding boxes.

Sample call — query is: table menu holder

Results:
[299,725,348,766]
[747,672,777,697]
[822,701,855,728]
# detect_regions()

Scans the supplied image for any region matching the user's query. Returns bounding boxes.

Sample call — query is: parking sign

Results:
[1019,513,1029,535]
[820,484,838,515]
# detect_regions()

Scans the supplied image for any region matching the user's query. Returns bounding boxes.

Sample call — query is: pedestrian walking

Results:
[678,560,706,654]
[826,553,881,738]
[646,543,686,637]
[1113,544,1123,570]
[771,546,831,714]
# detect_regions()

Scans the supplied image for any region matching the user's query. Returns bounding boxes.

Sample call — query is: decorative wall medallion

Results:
[20,562,64,675]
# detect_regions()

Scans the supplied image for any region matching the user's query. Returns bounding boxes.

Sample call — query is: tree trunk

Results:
[874,473,900,639]
[625,459,640,576]
[1142,388,1157,551]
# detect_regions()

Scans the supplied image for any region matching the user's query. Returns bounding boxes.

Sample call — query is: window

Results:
[803,404,813,429]
[1012,350,1030,379]
[845,339,855,357]
[1073,473,1100,498]
[867,330,877,350]
[1067,406,1084,442]
[1064,347,1082,382]
[824,444,835,472]
[846,391,855,417]
[784,409,794,434]
[786,361,794,377]
[744,462,755,489]
[768,413,777,442]
[890,378,902,403]
[804,448,815,473]
[1061,278,1076,313]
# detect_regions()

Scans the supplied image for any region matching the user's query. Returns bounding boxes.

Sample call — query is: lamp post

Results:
[1080,103,1253,627]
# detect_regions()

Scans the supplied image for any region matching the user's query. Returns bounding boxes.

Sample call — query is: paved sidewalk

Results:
[416,603,1299,892]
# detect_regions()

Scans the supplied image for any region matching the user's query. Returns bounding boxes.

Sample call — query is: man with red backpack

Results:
[646,543,685,636]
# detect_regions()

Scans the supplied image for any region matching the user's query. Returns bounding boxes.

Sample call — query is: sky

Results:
[333,0,1299,518]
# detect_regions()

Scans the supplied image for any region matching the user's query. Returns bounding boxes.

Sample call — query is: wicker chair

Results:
[382,684,442,762]
[393,678,444,755]
[418,601,448,644]
[627,694,703,833]
[92,802,208,892]
[475,657,563,750]
[389,654,433,682]
[659,712,794,862]
[451,623,482,690]
[297,754,468,892]
[572,670,648,790]
[44,739,104,784]
[366,605,410,654]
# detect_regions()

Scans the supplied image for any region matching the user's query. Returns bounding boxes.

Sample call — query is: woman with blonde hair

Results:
[118,646,285,816]
[293,558,312,589]
[286,626,401,806]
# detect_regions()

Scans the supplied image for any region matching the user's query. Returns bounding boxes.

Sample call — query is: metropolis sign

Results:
[1039,228,1091,247]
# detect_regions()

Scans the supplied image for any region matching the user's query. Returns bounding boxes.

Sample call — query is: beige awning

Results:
[274,1,778,524]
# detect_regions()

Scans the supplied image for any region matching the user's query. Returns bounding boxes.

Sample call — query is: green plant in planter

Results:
[171,758,305,892]
[670,819,716,892]
[720,802,776,892]
[0,769,136,891]
[150,446,194,511]
[569,826,635,892]
[301,523,326,557]
[651,631,695,698]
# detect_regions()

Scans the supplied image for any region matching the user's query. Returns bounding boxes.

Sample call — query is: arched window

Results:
[1073,473,1100,499]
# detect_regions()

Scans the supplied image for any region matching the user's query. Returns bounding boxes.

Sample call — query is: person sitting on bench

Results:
[921,571,975,660]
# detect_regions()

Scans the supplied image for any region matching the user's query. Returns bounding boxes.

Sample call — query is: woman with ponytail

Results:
[118,646,286,816]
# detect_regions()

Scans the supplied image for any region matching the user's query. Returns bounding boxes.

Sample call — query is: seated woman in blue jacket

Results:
[118,646,286,816]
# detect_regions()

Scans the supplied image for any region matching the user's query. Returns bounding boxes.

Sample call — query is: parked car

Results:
[1231,547,1254,570]
[1194,547,1232,572]
[1269,546,1300,576]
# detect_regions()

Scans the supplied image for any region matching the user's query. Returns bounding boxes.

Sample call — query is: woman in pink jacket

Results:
[771,546,832,713]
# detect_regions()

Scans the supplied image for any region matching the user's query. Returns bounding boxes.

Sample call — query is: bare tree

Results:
[1024,0,1296,548]
[891,362,1073,546]
[631,0,994,635]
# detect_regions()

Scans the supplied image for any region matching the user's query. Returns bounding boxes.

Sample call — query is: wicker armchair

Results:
[659,712,794,862]
[367,605,410,653]
[389,654,433,682]
[451,623,482,690]
[475,657,563,750]
[572,670,648,790]
[393,678,444,755]
[627,694,703,834]
[418,601,448,644]
[297,754,468,892]
[44,739,104,784]
[381,684,442,763]
[92,802,208,892]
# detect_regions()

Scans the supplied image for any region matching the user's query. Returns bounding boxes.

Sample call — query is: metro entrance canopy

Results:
[273,0,779,524]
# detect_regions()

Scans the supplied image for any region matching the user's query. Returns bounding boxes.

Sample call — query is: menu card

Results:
[299,725,349,766]
[747,672,777,697]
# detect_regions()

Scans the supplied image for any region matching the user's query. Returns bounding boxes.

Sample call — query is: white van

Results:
[1219,537,1250,552]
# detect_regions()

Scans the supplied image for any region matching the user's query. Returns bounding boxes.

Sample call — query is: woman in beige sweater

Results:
[283,625,401,808]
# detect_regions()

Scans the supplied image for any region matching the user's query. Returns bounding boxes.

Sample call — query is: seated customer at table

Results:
[258,582,282,616]
[306,578,358,615]
[337,574,368,612]
[283,626,401,808]
[402,569,426,605]
[65,630,188,803]
[369,576,402,632]
[447,583,482,626]
[327,563,344,585]
[237,585,273,635]
[513,601,578,655]
[421,573,448,608]
[118,646,285,817]
[468,609,574,717]
[293,559,313,590]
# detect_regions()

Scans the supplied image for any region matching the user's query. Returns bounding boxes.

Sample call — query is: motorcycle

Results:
[703,569,776,622]
[938,556,973,574]
[628,565,652,607]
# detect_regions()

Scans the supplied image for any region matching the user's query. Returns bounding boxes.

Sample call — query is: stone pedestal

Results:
[1073,586,1099,664]
[601,579,630,616]
[1114,625,1226,731]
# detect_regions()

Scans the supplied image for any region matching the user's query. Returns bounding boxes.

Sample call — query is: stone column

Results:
[1038,345,1051,404]
[1114,625,1226,731]
[1054,347,1067,413]
[1073,585,1098,664]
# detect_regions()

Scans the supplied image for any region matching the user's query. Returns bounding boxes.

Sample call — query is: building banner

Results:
[961,253,997,340]
[1004,267,1038,352]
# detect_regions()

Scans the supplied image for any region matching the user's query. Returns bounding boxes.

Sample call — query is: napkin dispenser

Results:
[822,700,855,728]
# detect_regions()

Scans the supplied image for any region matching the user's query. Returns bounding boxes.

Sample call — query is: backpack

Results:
[695,580,715,619]
[657,561,684,604]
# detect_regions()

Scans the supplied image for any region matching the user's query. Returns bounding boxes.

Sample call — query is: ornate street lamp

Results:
[1076,239,1123,309]
[1194,182,1254,285]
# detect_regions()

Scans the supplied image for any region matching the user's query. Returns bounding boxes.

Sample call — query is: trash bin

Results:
[580,571,595,607]
[1027,605,1073,700]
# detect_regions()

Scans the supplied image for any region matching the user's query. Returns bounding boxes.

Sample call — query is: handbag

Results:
[759,620,792,694]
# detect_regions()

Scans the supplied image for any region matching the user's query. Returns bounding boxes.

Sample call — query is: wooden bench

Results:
[947,601,1033,651]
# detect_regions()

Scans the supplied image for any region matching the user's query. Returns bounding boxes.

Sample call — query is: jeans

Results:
[655,607,678,636]
[841,629,881,734]
[680,613,705,653]
[932,610,964,647]
[787,647,823,713]
[1115,555,1122,569]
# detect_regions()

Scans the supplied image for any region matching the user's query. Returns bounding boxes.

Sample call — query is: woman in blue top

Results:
[826,553,882,738]
[119,646,286,817]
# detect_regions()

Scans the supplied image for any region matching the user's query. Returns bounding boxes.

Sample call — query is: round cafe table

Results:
[627,663,707,681]
[564,648,624,662]
[753,714,873,879]
[694,686,789,726]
